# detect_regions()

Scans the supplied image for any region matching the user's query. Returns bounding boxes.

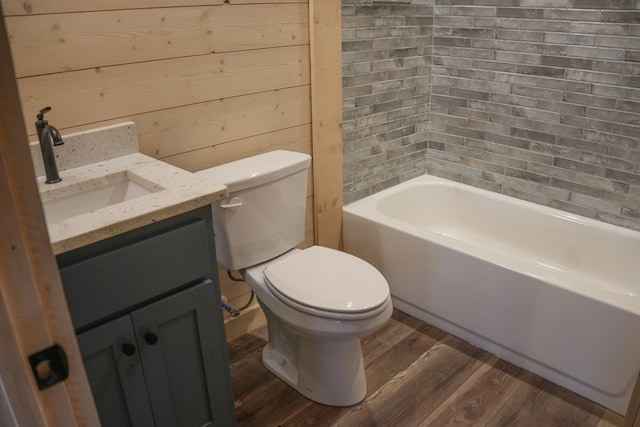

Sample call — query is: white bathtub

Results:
[343,174,640,414]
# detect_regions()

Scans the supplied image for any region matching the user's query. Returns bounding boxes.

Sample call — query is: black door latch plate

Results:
[28,344,69,390]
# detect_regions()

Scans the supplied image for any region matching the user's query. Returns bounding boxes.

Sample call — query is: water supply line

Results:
[221,298,240,317]
[220,269,255,317]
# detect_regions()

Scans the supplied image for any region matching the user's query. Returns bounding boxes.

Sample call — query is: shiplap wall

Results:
[2,0,320,339]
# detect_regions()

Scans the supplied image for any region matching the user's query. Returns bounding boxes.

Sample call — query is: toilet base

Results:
[262,336,367,407]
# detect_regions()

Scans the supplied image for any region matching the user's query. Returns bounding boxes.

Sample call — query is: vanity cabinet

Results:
[77,280,221,427]
[57,207,236,427]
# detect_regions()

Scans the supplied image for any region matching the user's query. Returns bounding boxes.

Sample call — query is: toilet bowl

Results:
[196,150,392,406]
[243,246,392,406]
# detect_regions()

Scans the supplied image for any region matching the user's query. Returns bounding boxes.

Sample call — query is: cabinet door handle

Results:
[122,343,137,356]
[144,333,159,346]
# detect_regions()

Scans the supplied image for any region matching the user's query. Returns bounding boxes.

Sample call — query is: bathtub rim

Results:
[343,174,640,317]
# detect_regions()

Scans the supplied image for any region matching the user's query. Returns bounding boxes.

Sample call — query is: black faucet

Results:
[35,106,64,184]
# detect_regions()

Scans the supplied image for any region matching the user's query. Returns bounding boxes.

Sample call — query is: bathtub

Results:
[343,174,640,414]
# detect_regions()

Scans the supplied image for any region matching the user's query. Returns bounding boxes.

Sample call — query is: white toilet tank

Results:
[196,150,312,271]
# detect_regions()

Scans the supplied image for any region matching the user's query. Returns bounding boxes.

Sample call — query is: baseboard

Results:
[223,303,266,342]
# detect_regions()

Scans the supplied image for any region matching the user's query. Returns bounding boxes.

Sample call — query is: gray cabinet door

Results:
[132,279,235,427]
[77,315,155,427]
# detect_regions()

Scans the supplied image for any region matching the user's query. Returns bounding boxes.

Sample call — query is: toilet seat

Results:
[264,246,390,320]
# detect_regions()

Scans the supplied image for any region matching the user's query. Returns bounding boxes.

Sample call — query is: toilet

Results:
[196,150,392,407]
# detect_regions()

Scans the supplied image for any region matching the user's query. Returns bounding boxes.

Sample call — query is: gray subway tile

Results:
[342,1,640,231]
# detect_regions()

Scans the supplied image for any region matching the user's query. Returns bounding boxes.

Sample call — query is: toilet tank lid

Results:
[196,150,311,193]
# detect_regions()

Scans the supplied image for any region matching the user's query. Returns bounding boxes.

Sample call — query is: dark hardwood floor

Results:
[228,309,624,426]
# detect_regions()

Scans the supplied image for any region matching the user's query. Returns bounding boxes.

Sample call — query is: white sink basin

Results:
[42,172,160,223]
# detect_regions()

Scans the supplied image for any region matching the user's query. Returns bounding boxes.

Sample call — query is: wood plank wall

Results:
[2,0,343,340]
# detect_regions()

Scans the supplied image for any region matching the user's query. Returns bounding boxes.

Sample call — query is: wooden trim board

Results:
[309,0,343,249]
[0,8,98,425]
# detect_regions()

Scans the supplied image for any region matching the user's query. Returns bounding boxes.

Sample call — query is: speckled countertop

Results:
[31,122,227,255]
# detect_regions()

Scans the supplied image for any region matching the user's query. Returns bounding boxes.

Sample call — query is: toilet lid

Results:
[264,246,389,314]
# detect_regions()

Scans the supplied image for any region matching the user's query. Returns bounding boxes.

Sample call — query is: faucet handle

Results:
[37,106,52,120]
[36,106,52,129]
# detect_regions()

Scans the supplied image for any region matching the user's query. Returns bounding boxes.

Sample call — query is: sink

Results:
[42,172,161,223]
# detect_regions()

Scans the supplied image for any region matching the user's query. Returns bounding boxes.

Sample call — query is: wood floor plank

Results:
[533,385,612,427]
[484,368,556,427]
[280,321,445,426]
[229,347,272,403]
[228,309,624,427]
[332,335,491,426]
[364,323,447,394]
[418,357,531,426]
[599,412,625,427]
[226,328,265,364]
[360,308,438,364]
[236,382,303,426]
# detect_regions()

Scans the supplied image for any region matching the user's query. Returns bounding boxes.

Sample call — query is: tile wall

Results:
[343,0,640,231]
[342,0,434,205]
